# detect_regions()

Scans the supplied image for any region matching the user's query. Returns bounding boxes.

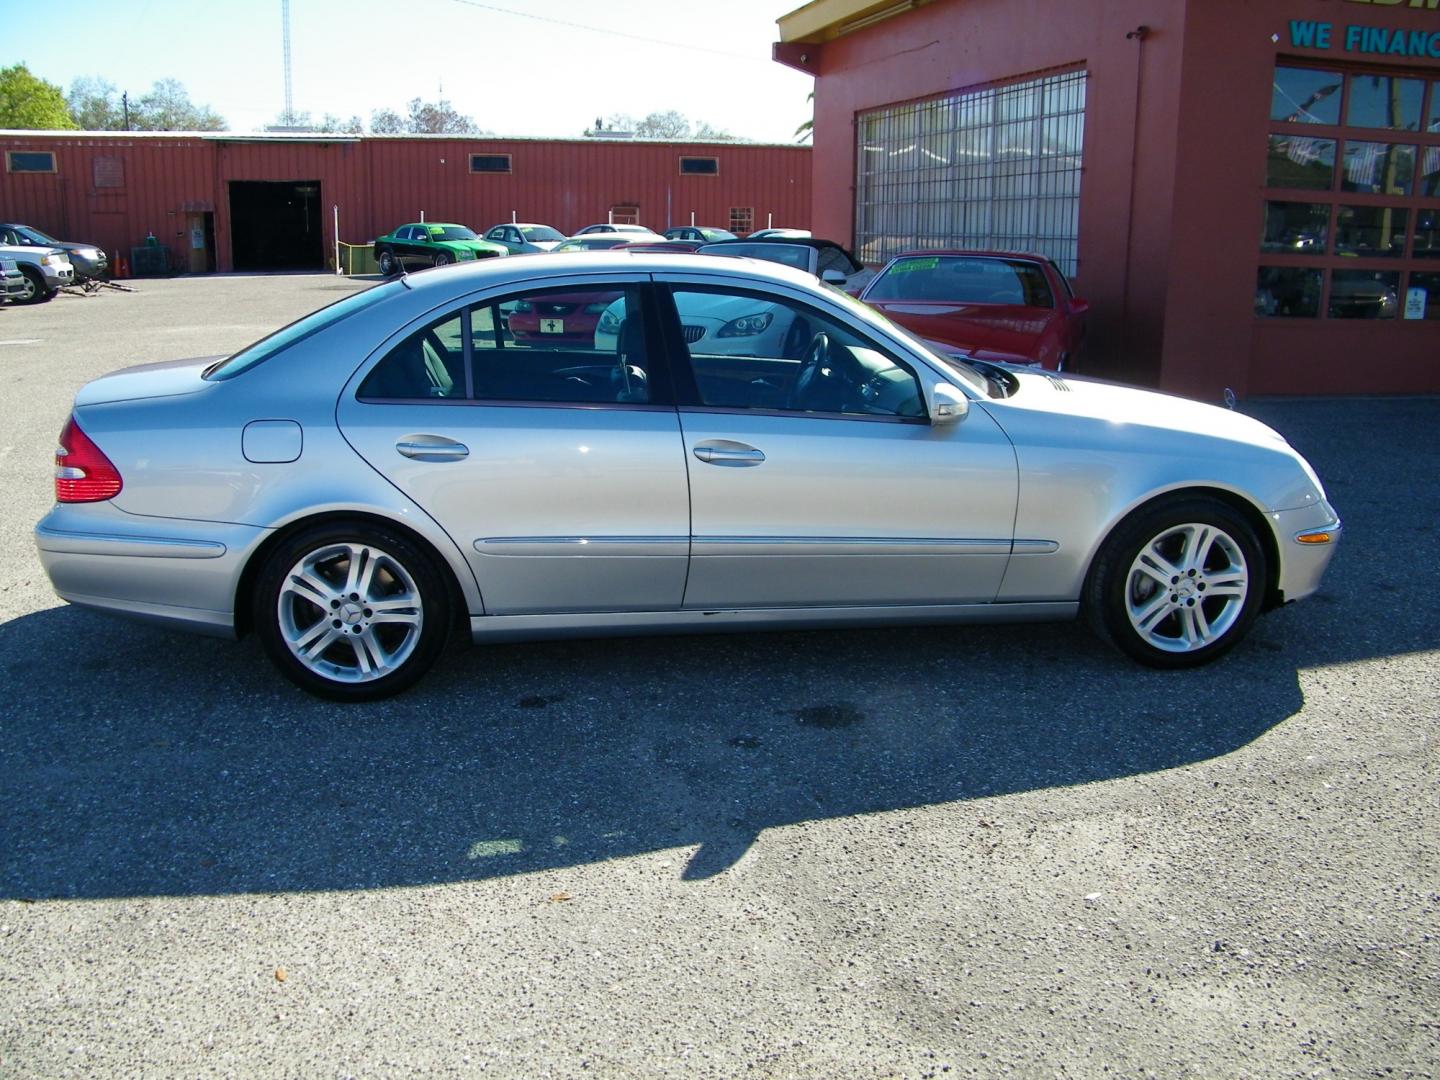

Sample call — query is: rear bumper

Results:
[35,504,272,638]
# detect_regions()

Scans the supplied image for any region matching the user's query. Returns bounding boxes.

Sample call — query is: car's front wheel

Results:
[1084,496,1267,668]
[433,251,451,267]
[254,523,451,700]
[12,267,53,305]
[377,248,399,277]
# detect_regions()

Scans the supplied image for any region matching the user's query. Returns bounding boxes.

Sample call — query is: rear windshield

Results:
[865,255,1055,308]
[205,280,405,381]
[701,242,811,270]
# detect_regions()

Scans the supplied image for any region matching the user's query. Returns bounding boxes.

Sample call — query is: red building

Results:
[775,0,1440,398]
[0,133,810,276]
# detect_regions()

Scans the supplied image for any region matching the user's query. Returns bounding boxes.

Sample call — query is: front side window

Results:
[670,287,925,419]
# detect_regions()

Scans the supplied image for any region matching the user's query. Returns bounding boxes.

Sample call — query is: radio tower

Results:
[281,0,294,121]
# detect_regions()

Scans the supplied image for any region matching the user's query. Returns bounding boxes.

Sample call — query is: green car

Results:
[373,223,507,276]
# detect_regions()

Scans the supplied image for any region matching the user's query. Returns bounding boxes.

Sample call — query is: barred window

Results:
[855,69,1086,277]
[729,207,753,234]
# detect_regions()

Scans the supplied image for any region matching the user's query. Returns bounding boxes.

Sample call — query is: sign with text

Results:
[1289,18,1440,56]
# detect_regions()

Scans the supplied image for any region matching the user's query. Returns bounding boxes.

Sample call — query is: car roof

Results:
[888,249,1052,263]
[397,249,827,296]
[705,236,848,254]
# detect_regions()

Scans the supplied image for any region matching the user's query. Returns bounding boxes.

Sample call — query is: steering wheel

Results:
[785,331,831,411]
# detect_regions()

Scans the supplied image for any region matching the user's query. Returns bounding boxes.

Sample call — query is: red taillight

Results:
[55,415,123,503]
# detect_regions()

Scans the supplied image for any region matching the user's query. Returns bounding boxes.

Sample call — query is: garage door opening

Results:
[228,180,323,271]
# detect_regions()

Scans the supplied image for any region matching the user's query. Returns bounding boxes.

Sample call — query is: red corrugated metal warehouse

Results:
[0,133,811,274]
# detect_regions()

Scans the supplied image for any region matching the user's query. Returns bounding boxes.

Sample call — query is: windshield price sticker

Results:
[891,257,939,274]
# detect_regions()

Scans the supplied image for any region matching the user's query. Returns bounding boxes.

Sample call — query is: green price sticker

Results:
[890,257,939,274]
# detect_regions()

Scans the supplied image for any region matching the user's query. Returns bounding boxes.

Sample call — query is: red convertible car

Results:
[858,251,1089,371]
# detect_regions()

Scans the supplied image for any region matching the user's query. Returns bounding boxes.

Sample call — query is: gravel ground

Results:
[0,275,1436,1078]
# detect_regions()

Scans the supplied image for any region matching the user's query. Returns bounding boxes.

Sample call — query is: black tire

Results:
[13,266,53,305]
[1083,496,1267,668]
[253,522,451,701]
[377,248,399,277]
[433,251,451,267]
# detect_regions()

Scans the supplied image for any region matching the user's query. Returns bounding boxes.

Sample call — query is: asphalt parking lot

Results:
[0,274,1436,1078]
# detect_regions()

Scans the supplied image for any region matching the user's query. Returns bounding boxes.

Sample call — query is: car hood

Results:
[868,301,1050,361]
[74,356,221,406]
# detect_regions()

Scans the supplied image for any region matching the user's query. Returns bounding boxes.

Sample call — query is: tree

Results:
[134,78,224,131]
[693,120,740,143]
[67,76,124,129]
[634,110,689,139]
[265,110,364,133]
[405,97,481,135]
[795,90,814,143]
[370,108,404,134]
[0,64,77,130]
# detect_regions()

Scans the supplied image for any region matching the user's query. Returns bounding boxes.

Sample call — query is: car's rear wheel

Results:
[254,523,450,700]
[13,267,53,305]
[433,251,451,267]
[1084,496,1266,668]
[377,248,399,277]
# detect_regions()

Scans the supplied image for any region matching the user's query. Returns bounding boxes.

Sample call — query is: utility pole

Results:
[122,91,130,130]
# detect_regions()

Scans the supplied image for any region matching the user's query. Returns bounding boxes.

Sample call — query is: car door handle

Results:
[396,436,469,461]
[693,442,765,467]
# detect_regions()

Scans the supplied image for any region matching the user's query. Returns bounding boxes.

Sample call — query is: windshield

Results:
[521,225,565,242]
[428,226,478,241]
[205,279,406,380]
[20,227,57,244]
[865,255,1055,308]
[826,287,990,396]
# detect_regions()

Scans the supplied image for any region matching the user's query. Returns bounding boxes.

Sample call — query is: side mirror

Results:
[930,382,969,426]
[820,268,847,284]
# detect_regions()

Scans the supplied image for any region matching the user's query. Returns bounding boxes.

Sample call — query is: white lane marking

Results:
[0,339,42,346]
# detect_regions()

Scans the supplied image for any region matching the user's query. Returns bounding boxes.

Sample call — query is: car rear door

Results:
[655,275,1018,609]
[336,275,691,615]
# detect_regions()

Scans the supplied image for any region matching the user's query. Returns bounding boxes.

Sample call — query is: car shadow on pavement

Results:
[1,395,1433,900]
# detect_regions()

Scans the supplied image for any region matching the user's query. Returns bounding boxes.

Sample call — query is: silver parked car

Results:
[35,254,1341,700]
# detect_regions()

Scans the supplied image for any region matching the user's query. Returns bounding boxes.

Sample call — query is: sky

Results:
[7,0,816,143]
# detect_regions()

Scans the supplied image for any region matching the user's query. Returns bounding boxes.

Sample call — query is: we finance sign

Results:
[1290,1,1440,58]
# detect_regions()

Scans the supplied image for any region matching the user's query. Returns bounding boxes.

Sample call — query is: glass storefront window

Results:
[1271,67,1342,124]
[1427,80,1440,131]
[1413,209,1440,258]
[1346,75,1424,131]
[1407,272,1440,319]
[1341,141,1415,196]
[1266,134,1336,190]
[1256,267,1322,317]
[1421,146,1440,198]
[1329,270,1401,319]
[1261,201,1329,253]
[1334,205,1409,257]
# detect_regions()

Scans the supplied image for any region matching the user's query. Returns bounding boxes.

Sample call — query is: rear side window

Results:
[206,280,406,380]
[357,285,659,406]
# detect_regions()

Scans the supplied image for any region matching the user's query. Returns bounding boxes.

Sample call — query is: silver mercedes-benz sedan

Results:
[35,254,1341,700]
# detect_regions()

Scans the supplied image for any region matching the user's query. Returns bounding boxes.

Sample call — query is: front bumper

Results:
[2,271,23,298]
[40,263,74,288]
[1269,500,1343,605]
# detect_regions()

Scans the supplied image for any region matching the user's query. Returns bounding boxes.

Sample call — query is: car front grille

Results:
[682,325,705,343]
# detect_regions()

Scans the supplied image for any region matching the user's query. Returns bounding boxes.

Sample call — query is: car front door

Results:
[336,275,690,615]
[656,277,1018,609]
